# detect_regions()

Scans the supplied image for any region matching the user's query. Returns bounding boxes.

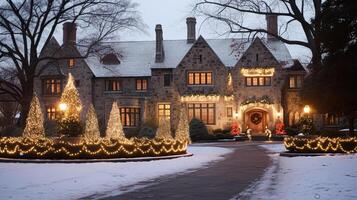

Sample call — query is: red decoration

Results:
[275,122,286,135]
[231,121,240,136]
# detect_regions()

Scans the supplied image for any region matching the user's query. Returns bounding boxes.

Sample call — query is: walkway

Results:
[100,142,273,200]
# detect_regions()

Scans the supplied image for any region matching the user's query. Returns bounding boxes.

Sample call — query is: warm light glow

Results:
[277,112,281,117]
[59,103,68,111]
[233,112,239,118]
[241,68,275,77]
[180,95,234,102]
[303,105,310,114]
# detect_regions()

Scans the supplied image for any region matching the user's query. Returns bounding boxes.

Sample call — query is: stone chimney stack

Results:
[155,24,164,63]
[186,17,196,43]
[266,15,278,40]
[63,22,77,45]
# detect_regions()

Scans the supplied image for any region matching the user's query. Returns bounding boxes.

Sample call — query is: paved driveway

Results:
[98,142,276,200]
[98,142,274,200]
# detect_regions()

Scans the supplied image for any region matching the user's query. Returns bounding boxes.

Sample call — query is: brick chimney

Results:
[266,15,278,40]
[63,22,77,45]
[155,24,164,63]
[186,17,196,43]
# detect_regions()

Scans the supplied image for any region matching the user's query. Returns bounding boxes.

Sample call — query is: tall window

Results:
[246,77,271,86]
[188,103,215,125]
[68,59,75,68]
[289,75,303,88]
[324,113,340,126]
[46,106,57,120]
[136,79,148,91]
[43,79,61,95]
[158,103,170,120]
[163,74,172,87]
[105,80,121,91]
[120,107,140,127]
[187,72,213,85]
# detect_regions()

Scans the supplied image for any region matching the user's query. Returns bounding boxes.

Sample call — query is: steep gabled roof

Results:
[84,37,293,77]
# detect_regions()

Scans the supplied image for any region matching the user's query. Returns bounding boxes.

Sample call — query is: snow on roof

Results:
[85,37,293,77]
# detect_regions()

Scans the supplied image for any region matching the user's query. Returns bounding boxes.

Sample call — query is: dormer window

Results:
[68,59,75,68]
[101,53,120,65]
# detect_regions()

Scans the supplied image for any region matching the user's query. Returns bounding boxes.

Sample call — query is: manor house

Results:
[35,15,310,136]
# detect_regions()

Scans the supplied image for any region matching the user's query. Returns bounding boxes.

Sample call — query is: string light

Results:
[83,104,100,141]
[180,95,234,102]
[241,68,275,77]
[175,106,191,144]
[156,117,173,140]
[284,137,357,154]
[23,93,45,138]
[0,137,189,159]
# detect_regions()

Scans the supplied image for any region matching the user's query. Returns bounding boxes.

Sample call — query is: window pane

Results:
[259,77,265,85]
[200,73,206,84]
[227,107,233,117]
[289,76,296,88]
[194,73,200,84]
[246,78,252,86]
[265,77,271,85]
[252,78,258,86]
[142,79,147,90]
[136,80,142,90]
[188,73,194,85]
[164,74,171,86]
[296,76,302,88]
[206,73,212,84]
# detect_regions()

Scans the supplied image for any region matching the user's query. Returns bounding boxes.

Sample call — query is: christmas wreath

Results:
[250,113,262,124]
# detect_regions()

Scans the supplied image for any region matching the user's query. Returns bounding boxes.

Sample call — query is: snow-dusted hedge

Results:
[0,137,188,159]
[284,136,357,153]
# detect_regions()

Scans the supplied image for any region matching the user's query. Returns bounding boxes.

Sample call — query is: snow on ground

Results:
[236,144,357,200]
[0,146,232,200]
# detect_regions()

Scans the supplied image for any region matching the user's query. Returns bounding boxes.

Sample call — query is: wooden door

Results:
[246,110,267,134]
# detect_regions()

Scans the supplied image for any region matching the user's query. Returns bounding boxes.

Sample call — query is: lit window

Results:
[46,106,57,120]
[187,72,213,85]
[289,75,303,88]
[246,77,271,87]
[68,59,75,68]
[43,79,61,95]
[120,107,140,127]
[136,79,148,91]
[105,80,121,91]
[158,103,170,120]
[188,103,215,125]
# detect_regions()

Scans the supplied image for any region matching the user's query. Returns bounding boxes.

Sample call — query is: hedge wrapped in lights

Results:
[284,136,357,153]
[0,137,188,159]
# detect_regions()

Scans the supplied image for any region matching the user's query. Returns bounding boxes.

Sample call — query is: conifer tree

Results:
[156,117,173,140]
[83,104,100,141]
[105,101,128,143]
[23,93,45,138]
[175,107,191,143]
[57,73,83,136]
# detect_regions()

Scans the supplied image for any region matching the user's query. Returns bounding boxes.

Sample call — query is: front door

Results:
[245,110,267,134]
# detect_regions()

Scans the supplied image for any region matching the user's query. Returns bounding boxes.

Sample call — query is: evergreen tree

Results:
[23,93,45,138]
[175,107,191,143]
[57,73,83,137]
[105,102,128,143]
[155,117,173,140]
[83,104,100,141]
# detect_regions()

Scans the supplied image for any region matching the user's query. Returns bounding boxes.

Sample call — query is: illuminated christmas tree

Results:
[23,93,45,138]
[105,101,129,143]
[156,117,173,140]
[175,107,191,143]
[83,104,100,141]
[57,73,83,137]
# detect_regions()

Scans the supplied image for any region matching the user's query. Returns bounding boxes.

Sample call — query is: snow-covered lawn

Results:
[237,144,357,200]
[0,146,232,200]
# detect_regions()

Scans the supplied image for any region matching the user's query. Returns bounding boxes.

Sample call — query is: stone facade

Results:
[35,17,310,136]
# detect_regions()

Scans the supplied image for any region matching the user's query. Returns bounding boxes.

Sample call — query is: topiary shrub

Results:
[56,118,83,137]
[285,126,299,136]
[189,118,214,141]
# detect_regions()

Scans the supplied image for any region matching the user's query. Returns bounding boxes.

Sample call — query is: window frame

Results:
[226,107,233,118]
[68,59,75,68]
[46,105,58,120]
[187,103,216,125]
[136,78,148,91]
[289,75,303,89]
[120,107,140,127]
[163,73,172,87]
[42,78,62,95]
[158,103,171,120]
[187,71,213,86]
[245,77,271,87]
[104,79,122,92]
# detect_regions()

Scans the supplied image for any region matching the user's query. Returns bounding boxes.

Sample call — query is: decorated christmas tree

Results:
[57,73,83,137]
[83,104,100,141]
[175,107,191,143]
[156,117,173,140]
[105,101,129,143]
[23,93,45,138]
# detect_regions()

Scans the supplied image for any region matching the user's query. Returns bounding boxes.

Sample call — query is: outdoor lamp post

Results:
[59,103,68,111]
[303,105,311,115]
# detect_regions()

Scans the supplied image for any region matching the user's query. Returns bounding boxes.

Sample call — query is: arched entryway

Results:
[244,109,269,134]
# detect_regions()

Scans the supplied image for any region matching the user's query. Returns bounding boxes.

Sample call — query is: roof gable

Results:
[236,37,281,67]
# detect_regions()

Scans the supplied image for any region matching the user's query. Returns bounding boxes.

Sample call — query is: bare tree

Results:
[0,0,143,127]
[194,0,322,68]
